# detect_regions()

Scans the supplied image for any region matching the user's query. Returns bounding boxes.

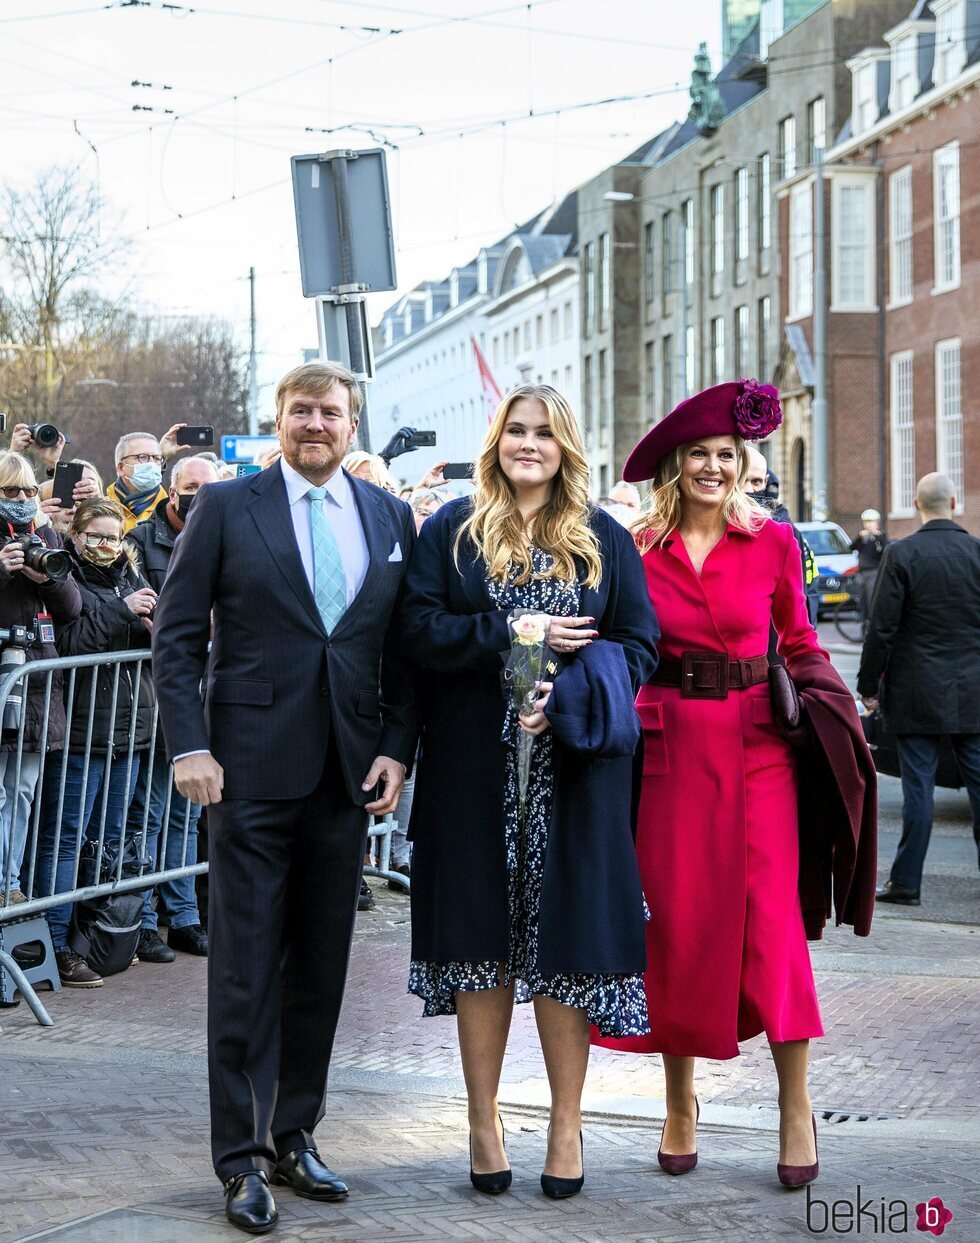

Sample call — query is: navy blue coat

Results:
[401,499,659,975]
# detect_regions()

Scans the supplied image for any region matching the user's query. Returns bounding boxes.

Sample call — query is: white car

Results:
[796,521,859,613]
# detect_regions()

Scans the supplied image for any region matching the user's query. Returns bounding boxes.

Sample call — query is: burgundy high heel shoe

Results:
[657,1098,699,1175]
[777,1114,819,1188]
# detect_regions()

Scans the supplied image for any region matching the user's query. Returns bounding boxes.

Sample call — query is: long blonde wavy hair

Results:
[455,384,602,588]
[633,434,768,551]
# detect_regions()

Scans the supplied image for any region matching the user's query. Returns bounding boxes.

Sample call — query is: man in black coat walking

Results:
[857,473,980,906]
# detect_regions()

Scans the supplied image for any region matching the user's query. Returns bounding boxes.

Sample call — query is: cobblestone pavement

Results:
[2,633,978,1240]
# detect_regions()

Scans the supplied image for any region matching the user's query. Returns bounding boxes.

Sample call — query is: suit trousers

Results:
[207,746,366,1183]
[894,733,980,890]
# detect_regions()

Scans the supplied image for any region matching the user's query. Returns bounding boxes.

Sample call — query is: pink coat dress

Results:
[594,518,828,1060]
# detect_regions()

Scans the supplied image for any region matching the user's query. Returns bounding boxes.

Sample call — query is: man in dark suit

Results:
[152,362,416,1234]
[858,473,980,907]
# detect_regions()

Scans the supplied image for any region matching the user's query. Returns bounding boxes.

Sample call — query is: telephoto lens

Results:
[28,422,62,448]
[13,535,72,582]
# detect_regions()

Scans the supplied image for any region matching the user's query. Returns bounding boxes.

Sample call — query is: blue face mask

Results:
[130,463,162,492]
[0,497,38,526]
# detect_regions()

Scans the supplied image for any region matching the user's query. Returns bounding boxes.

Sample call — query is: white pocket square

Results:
[388,542,403,563]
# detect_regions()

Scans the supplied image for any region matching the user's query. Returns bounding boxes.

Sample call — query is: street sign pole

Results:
[291,147,397,456]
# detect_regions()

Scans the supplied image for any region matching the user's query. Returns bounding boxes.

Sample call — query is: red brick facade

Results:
[776,71,978,537]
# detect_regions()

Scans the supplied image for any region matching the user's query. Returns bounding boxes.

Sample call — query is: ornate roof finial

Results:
[688,42,726,136]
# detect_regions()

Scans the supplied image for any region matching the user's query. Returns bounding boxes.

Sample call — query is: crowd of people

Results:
[0,418,476,979]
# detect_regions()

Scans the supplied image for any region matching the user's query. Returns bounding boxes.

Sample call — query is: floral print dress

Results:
[408,547,650,1038]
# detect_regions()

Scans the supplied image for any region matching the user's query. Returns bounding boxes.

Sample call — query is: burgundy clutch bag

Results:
[768,663,808,747]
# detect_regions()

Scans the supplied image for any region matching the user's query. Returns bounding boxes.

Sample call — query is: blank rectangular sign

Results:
[291,148,397,296]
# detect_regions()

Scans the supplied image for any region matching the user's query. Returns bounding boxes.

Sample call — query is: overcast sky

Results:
[1,0,722,409]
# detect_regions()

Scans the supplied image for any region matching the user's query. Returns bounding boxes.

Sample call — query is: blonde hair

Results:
[342,451,397,494]
[0,451,39,492]
[633,435,768,551]
[275,361,363,421]
[455,384,602,588]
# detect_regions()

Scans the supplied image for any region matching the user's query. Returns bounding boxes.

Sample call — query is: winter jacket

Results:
[55,543,156,754]
[0,526,82,752]
[857,520,980,734]
[125,498,177,592]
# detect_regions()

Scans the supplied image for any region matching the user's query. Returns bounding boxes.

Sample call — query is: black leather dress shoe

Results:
[273,1148,349,1202]
[876,883,921,905]
[224,1171,278,1235]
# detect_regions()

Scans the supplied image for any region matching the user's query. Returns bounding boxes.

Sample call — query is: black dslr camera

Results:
[27,422,64,449]
[5,534,71,582]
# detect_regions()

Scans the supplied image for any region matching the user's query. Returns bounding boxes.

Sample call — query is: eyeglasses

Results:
[79,532,121,548]
[121,453,163,465]
[0,485,39,499]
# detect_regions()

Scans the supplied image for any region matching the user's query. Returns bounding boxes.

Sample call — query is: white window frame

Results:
[890,34,917,111]
[807,96,826,162]
[683,199,695,286]
[788,181,813,321]
[853,62,877,134]
[889,350,915,517]
[735,167,749,262]
[758,153,771,251]
[599,232,611,331]
[933,141,960,294]
[888,166,913,307]
[934,0,966,86]
[779,116,797,179]
[711,316,725,385]
[831,174,876,312]
[711,183,725,277]
[735,304,749,376]
[935,338,964,506]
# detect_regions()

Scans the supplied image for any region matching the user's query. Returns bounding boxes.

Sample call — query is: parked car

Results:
[797,521,859,616]
[858,703,964,789]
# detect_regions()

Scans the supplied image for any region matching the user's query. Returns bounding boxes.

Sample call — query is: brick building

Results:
[776,0,978,533]
[580,0,908,494]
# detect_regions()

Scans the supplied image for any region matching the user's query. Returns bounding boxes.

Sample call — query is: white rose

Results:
[511,614,548,646]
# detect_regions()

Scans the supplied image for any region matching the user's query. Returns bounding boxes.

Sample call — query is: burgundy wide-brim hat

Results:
[622,379,782,483]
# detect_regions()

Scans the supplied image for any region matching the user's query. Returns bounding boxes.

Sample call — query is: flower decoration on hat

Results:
[733,378,782,441]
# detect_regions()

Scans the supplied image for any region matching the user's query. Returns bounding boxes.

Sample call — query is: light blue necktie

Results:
[306,485,347,632]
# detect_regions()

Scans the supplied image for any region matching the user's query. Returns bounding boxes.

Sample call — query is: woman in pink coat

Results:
[594,380,825,1188]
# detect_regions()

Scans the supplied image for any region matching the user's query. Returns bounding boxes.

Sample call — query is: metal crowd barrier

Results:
[0,650,404,1029]
[0,651,203,1026]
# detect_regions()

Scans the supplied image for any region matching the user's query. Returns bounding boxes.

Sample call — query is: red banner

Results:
[472,335,503,423]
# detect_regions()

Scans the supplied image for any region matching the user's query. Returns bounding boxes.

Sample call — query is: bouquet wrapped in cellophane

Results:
[501,609,561,810]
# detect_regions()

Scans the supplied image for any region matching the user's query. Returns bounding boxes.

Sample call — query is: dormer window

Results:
[855,62,877,131]
[934,0,966,86]
[449,272,460,308]
[848,48,890,137]
[892,34,916,109]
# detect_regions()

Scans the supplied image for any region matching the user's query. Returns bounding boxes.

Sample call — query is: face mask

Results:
[174,492,197,521]
[130,463,162,491]
[0,497,38,526]
[78,543,120,567]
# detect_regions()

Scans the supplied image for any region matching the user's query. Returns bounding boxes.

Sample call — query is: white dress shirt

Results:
[279,457,370,606]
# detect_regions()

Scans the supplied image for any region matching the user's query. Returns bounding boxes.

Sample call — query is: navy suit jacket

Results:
[151,462,417,802]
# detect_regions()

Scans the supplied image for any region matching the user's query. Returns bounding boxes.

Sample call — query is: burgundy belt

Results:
[650,651,769,699]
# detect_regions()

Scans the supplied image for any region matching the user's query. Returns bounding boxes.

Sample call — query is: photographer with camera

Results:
[122,453,219,961]
[9,421,68,476]
[34,497,156,987]
[0,453,82,909]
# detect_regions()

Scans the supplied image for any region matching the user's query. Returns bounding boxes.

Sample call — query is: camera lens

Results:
[29,422,61,449]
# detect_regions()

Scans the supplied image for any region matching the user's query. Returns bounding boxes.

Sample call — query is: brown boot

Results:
[56,950,103,988]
